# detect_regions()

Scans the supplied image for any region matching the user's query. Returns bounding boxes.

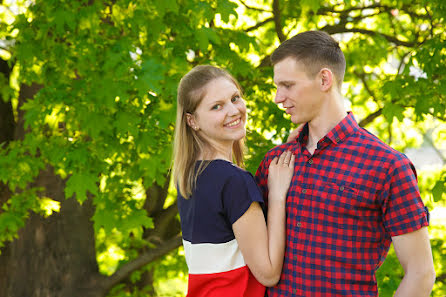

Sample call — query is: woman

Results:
[173,65,294,297]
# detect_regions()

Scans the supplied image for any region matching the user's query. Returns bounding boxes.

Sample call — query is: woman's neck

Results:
[198,147,232,162]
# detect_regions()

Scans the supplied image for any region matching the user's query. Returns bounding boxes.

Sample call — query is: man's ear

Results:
[319,68,334,92]
[186,113,199,131]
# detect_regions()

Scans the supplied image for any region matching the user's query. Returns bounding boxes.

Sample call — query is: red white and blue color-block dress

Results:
[177,159,266,297]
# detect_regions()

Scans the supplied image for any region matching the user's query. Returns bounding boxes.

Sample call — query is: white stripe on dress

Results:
[183,238,246,274]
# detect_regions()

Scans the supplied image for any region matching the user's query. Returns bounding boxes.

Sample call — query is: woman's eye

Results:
[231,95,240,102]
[211,104,221,110]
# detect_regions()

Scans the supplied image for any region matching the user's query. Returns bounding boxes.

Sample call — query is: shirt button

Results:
[296,222,302,227]
[301,189,307,194]
[336,137,341,142]
[308,159,313,164]
[294,289,298,294]
[340,185,344,191]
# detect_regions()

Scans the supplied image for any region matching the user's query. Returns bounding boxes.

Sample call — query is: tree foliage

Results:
[0,0,445,296]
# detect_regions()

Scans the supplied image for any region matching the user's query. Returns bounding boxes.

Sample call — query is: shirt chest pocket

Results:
[311,180,363,220]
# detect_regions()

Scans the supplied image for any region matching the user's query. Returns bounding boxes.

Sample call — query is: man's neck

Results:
[306,94,347,154]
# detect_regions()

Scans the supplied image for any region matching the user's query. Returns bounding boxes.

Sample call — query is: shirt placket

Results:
[292,145,314,296]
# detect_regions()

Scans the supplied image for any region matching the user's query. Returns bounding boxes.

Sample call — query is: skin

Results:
[273,56,435,294]
[187,76,295,286]
[187,77,247,160]
[273,56,346,154]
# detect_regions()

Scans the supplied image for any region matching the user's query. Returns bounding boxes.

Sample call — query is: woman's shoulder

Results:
[197,159,253,185]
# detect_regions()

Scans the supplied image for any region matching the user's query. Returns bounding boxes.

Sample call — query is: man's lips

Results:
[284,106,294,114]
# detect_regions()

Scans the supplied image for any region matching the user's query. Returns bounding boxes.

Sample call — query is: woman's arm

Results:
[233,151,294,286]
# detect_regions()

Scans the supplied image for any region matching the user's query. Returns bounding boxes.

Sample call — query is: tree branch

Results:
[318,3,388,14]
[103,234,183,294]
[358,109,382,127]
[397,51,413,74]
[144,172,170,215]
[322,25,416,47]
[272,0,286,42]
[354,71,378,102]
[148,203,180,240]
[238,0,271,12]
[0,59,15,145]
[244,17,274,32]
[318,3,430,20]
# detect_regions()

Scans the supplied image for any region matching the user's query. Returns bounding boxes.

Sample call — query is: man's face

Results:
[273,57,323,124]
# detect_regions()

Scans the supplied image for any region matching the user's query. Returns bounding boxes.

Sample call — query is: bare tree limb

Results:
[318,3,430,20]
[358,109,382,127]
[397,51,413,74]
[245,17,274,32]
[103,234,183,294]
[322,25,416,47]
[354,71,379,103]
[272,0,286,42]
[318,3,388,14]
[148,203,180,240]
[238,0,271,12]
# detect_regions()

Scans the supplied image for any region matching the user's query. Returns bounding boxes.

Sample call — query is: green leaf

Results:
[300,0,321,13]
[217,0,238,22]
[382,103,405,123]
[196,27,209,52]
[65,172,98,203]
[432,178,446,202]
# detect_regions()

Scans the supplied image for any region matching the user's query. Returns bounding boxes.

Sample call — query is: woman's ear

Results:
[319,68,334,92]
[186,113,199,131]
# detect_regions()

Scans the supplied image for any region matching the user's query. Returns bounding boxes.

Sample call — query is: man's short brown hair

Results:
[271,31,346,88]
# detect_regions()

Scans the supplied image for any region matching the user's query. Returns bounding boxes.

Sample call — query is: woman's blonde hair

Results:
[173,65,245,198]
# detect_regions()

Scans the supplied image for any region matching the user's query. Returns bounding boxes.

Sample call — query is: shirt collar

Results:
[297,112,359,146]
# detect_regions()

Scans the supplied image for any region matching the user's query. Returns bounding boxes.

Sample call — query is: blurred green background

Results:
[0,0,445,296]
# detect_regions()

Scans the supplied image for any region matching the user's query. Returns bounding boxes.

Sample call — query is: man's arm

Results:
[392,226,436,297]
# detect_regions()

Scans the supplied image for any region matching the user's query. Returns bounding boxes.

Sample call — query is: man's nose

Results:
[274,90,285,104]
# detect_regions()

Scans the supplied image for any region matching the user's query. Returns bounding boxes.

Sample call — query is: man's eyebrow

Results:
[275,80,295,86]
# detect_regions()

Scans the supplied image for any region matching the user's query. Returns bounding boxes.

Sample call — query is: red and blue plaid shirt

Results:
[255,113,429,297]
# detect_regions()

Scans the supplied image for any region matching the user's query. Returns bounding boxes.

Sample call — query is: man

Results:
[255,31,435,296]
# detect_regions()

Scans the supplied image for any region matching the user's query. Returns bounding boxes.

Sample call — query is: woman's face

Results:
[189,77,247,151]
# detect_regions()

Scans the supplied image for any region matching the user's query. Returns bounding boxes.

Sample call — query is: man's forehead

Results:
[273,58,306,82]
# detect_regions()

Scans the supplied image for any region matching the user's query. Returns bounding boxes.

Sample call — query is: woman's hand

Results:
[267,151,295,200]
[286,124,305,143]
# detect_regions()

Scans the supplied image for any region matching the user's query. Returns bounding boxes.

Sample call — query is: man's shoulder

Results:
[355,127,410,163]
[264,142,296,159]
[256,142,297,177]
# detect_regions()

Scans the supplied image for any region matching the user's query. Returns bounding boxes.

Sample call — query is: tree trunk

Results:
[0,77,104,296]
[5,169,103,297]
[0,74,182,296]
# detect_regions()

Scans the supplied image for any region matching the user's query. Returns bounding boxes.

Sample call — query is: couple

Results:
[172,31,435,297]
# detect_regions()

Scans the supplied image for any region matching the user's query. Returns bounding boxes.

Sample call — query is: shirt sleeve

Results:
[381,156,429,237]
[222,170,264,225]
[255,157,270,203]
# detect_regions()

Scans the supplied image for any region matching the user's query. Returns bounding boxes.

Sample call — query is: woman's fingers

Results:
[270,151,294,168]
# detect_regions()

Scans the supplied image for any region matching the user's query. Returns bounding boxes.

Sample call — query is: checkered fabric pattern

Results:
[255,113,429,297]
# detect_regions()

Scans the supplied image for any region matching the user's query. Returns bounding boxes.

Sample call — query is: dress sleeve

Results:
[380,156,429,237]
[222,170,264,225]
